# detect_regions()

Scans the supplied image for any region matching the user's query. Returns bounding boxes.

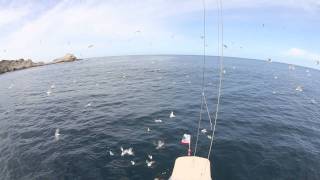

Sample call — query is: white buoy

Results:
[154,119,162,123]
[170,111,176,118]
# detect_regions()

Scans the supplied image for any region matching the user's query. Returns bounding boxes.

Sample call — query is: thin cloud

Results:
[0,7,29,27]
[285,48,319,60]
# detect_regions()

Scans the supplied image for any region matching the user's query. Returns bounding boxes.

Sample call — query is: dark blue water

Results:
[0,55,319,180]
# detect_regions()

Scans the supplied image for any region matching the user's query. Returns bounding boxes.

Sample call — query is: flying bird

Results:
[146,160,155,167]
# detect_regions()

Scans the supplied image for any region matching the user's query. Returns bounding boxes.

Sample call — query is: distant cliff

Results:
[0,53,80,75]
[0,59,44,74]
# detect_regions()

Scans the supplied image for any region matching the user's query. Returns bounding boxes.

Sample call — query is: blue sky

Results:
[0,0,319,69]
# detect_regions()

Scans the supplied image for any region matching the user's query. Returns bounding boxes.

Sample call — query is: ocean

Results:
[0,55,319,180]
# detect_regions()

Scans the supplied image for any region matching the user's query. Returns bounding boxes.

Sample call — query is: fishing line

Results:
[194,0,207,156]
[207,0,224,159]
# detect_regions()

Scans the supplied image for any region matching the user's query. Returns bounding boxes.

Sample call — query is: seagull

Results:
[50,84,55,89]
[85,103,92,107]
[268,58,272,62]
[146,160,155,167]
[156,140,164,149]
[223,44,228,48]
[289,65,295,70]
[130,161,135,165]
[148,154,153,160]
[8,84,14,89]
[169,111,176,118]
[201,129,207,134]
[154,119,162,123]
[120,147,134,156]
[274,76,278,79]
[311,99,317,104]
[46,90,52,96]
[109,150,114,156]
[223,70,226,74]
[295,86,303,92]
[88,44,94,48]
[147,127,151,132]
[55,128,60,140]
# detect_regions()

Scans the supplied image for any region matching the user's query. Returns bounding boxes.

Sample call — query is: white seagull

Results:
[295,86,303,92]
[46,90,52,96]
[120,147,134,156]
[156,140,165,149]
[169,111,176,118]
[146,160,155,167]
[201,129,207,134]
[55,128,60,140]
[109,150,114,156]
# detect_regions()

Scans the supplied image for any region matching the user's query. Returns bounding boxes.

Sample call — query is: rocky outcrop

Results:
[0,53,80,75]
[0,59,44,74]
[53,53,79,63]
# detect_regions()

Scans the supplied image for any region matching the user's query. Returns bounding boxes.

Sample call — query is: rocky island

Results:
[0,53,80,74]
[52,53,79,64]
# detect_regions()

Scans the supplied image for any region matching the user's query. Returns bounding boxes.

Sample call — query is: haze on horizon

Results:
[0,0,319,69]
